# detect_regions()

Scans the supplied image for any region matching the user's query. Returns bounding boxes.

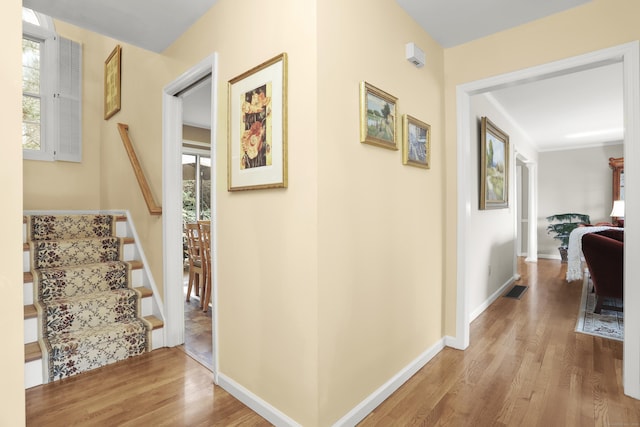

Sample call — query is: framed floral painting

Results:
[227,53,288,191]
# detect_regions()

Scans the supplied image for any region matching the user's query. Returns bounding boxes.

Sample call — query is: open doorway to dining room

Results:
[162,54,218,377]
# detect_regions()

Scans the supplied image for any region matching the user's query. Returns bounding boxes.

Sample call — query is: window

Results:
[182,152,211,224]
[22,7,82,162]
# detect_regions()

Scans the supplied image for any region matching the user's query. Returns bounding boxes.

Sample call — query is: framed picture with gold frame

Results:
[402,114,430,168]
[104,45,122,120]
[480,116,509,209]
[359,82,398,150]
[228,53,288,191]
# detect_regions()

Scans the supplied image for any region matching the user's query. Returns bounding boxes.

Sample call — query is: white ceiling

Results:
[395,0,592,48]
[23,0,219,53]
[23,0,623,151]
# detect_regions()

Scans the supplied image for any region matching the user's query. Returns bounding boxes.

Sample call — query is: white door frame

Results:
[162,53,219,381]
[454,42,640,399]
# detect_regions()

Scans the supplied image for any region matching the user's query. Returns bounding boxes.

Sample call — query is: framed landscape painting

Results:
[402,114,430,168]
[480,117,509,209]
[227,53,288,191]
[359,82,398,150]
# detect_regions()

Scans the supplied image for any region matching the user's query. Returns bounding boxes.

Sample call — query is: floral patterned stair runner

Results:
[26,214,151,382]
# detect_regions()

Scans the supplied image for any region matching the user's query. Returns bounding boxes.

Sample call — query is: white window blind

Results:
[55,37,82,162]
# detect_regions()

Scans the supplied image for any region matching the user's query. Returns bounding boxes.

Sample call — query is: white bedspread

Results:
[566,226,621,282]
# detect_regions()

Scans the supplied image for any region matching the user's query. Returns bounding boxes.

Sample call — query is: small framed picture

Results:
[402,114,430,168]
[359,82,398,150]
[104,45,122,120]
[228,53,288,191]
[480,117,509,209]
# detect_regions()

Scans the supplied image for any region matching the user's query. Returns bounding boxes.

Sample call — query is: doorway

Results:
[181,78,213,369]
[455,42,640,399]
[162,54,219,380]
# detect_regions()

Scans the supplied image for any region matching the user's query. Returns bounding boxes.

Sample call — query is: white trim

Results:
[162,53,219,381]
[622,42,640,399]
[122,210,164,320]
[332,338,446,427]
[456,41,640,399]
[470,276,516,322]
[218,373,302,427]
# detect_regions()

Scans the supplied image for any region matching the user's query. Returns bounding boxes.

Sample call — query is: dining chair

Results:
[199,221,212,312]
[185,223,205,304]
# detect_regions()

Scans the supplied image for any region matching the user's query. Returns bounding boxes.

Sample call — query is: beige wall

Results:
[2,0,25,424]
[165,0,320,424]
[443,0,640,336]
[538,143,624,257]
[183,125,211,145]
[317,0,445,423]
[466,93,537,315]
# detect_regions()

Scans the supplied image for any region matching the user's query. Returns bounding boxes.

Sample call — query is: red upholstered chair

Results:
[581,230,624,313]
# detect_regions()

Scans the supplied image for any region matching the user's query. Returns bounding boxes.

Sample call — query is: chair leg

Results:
[594,296,604,314]
[186,269,195,302]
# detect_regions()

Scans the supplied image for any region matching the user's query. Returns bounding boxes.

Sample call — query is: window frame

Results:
[22,14,57,161]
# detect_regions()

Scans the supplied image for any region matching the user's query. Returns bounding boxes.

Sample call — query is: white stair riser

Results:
[24,318,37,344]
[25,359,42,389]
[152,328,164,350]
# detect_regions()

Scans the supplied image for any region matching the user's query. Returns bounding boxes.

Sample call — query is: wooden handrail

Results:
[117,123,162,215]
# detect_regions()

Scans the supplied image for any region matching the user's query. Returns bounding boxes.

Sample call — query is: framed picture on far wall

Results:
[359,81,398,150]
[402,114,430,169]
[104,45,122,120]
[227,53,288,191]
[480,116,509,210]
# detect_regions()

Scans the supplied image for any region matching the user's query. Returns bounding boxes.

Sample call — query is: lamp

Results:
[610,200,625,227]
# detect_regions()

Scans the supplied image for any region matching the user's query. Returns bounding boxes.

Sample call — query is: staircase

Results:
[23,211,165,388]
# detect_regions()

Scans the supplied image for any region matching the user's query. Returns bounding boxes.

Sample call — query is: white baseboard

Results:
[332,338,446,427]
[469,276,517,323]
[217,373,302,427]
[218,338,447,426]
[538,253,561,260]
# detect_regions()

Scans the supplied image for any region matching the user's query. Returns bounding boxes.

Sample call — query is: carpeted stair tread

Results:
[26,214,116,241]
[34,261,132,302]
[24,287,153,321]
[30,236,123,269]
[38,289,142,336]
[43,319,150,381]
[24,259,143,283]
[23,236,134,252]
[24,316,162,363]
[24,214,127,224]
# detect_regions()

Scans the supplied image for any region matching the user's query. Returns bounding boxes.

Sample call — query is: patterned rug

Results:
[575,276,623,341]
[27,214,151,382]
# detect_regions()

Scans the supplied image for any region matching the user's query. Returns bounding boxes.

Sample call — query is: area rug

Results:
[575,277,623,341]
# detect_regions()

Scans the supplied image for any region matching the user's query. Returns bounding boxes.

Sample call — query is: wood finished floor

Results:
[359,258,640,426]
[180,287,213,370]
[25,259,640,426]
